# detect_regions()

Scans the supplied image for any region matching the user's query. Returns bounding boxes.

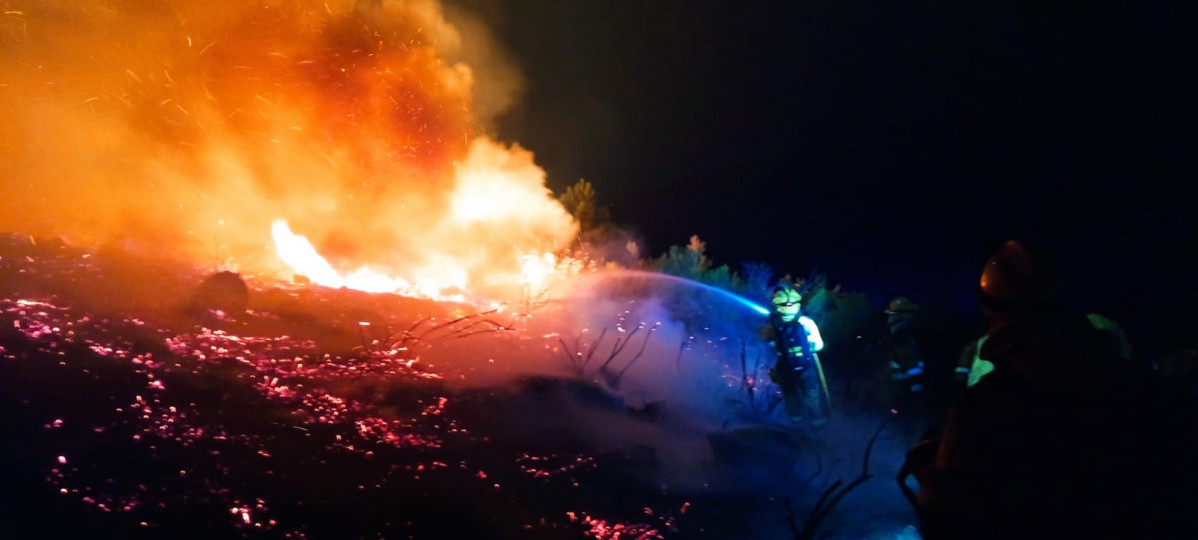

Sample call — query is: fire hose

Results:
[812,353,833,418]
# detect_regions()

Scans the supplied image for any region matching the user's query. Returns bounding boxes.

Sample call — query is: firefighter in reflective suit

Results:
[762,285,829,428]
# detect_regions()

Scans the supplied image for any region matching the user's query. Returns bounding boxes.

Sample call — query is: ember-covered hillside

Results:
[0,234,924,539]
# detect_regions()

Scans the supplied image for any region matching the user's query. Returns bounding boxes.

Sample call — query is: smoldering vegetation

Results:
[0,234,930,539]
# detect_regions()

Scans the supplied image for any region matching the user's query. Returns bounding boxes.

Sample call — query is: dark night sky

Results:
[476,2,1196,351]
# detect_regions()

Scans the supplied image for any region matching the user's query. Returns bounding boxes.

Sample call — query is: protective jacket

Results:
[762,314,827,426]
[766,314,824,370]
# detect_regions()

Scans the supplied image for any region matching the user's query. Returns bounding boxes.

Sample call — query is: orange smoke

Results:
[0,0,576,302]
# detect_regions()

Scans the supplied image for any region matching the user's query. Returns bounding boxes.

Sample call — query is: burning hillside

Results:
[0,234,676,539]
[0,233,926,540]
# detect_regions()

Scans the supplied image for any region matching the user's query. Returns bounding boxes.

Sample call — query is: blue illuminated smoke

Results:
[597,269,771,317]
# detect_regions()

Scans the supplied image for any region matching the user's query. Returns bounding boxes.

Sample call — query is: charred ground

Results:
[0,234,924,540]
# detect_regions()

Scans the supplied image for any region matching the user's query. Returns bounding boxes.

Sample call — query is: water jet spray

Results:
[587,269,771,317]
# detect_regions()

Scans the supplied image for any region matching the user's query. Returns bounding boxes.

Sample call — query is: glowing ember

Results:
[1,242,748,538]
[575,512,665,540]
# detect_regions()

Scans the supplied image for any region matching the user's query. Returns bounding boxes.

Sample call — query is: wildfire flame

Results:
[1,0,578,304]
[271,220,414,295]
[521,253,557,292]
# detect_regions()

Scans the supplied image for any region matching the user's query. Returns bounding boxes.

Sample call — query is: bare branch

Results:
[675,339,690,370]
[795,418,890,539]
[581,327,608,370]
[611,323,659,385]
[600,323,642,371]
[431,318,510,342]
[784,499,803,538]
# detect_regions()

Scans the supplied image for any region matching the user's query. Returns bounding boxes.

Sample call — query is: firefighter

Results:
[903,241,1177,539]
[885,296,927,395]
[762,285,829,428]
[884,296,934,441]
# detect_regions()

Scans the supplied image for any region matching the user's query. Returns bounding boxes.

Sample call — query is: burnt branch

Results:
[675,338,692,370]
[791,418,890,540]
[382,309,514,353]
[559,327,609,374]
[610,322,660,386]
[561,320,661,388]
[414,309,503,341]
[559,337,585,376]
[599,323,643,371]
[437,319,510,341]
[732,337,783,415]
[783,499,803,538]
[740,339,755,405]
[581,327,608,371]
[760,353,784,415]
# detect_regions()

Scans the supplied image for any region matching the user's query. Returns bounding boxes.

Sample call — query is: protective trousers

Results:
[778,360,827,428]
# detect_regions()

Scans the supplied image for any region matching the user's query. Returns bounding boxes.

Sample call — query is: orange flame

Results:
[0,1,578,304]
[521,253,557,292]
[271,220,417,294]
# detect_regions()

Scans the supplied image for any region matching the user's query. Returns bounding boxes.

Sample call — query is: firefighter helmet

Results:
[978,240,1060,314]
[885,296,920,315]
[771,285,803,322]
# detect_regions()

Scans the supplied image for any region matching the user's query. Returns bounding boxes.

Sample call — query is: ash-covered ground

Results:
[0,234,922,540]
